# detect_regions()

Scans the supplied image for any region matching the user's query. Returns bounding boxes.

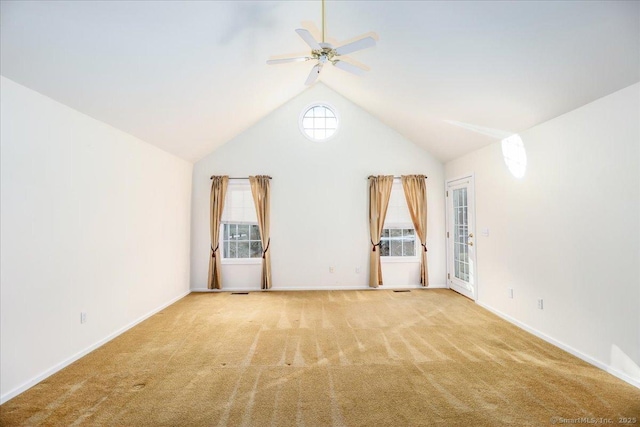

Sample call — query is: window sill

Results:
[381,257,420,264]
[221,258,262,265]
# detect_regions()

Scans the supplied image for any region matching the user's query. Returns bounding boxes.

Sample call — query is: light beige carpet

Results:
[1,289,639,426]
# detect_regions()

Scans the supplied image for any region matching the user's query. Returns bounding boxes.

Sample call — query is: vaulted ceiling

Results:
[1,1,638,163]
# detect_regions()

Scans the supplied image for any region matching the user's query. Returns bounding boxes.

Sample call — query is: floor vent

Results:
[231,292,250,295]
[393,290,411,293]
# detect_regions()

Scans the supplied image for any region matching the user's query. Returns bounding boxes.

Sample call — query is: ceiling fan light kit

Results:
[267,0,377,85]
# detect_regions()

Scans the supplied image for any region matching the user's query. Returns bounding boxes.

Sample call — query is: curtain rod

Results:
[210,176,272,180]
[367,175,428,179]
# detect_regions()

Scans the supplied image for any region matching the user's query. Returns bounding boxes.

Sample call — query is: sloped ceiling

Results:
[1,1,638,163]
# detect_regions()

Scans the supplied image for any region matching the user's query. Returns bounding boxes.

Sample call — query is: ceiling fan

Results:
[266,0,377,85]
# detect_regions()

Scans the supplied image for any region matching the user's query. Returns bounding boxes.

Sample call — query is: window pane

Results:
[237,242,250,258]
[326,117,337,129]
[390,240,402,256]
[237,224,250,240]
[380,240,389,256]
[250,241,262,258]
[324,107,334,118]
[314,117,325,129]
[229,241,237,258]
[250,224,260,240]
[303,117,313,129]
[224,241,230,258]
[390,228,402,238]
[403,239,415,256]
[405,228,415,237]
[382,229,389,238]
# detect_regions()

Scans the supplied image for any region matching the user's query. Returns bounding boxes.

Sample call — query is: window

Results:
[222,224,262,259]
[381,228,416,257]
[299,103,338,141]
[380,182,417,259]
[220,182,262,262]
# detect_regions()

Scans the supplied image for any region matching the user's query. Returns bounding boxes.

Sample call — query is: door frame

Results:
[445,174,478,301]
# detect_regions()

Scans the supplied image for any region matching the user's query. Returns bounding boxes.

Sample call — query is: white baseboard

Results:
[191,286,391,292]
[476,301,640,390]
[191,288,261,292]
[191,283,448,292]
[0,290,191,404]
[274,286,373,291]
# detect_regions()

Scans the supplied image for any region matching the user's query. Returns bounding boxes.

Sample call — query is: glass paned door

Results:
[453,188,469,282]
[447,176,476,300]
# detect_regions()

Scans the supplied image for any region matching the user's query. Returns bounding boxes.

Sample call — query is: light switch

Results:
[481,228,489,237]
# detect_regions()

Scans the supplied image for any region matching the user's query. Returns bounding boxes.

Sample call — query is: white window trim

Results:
[380,223,420,263]
[382,256,420,264]
[221,257,262,266]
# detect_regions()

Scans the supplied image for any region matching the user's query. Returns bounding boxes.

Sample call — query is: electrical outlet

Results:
[537,299,544,310]
[508,288,514,299]
[80,312,87,324]
[355,267,361,274]
[329,267,334,273]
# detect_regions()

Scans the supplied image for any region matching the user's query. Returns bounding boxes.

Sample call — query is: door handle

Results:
[468,241,473,246]
[468,233,474,238]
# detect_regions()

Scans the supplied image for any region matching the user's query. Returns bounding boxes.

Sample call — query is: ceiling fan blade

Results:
[333,59,368,76]
[295,28,321,51]
[266,56,311,65]
[334,36,376,56]
[305,64,322,86]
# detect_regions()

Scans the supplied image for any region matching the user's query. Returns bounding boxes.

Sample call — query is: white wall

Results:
[191,83,445,290]
[0,77,193,402]
[445,83,640,386]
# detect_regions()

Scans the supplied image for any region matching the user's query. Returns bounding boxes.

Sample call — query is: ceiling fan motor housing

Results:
[313,45,336,64]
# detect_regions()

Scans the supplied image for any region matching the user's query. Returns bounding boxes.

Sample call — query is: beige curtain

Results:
[401,175,429,286]
[368,175,394,288]
[250,175,272,290]
[208,176,229,289]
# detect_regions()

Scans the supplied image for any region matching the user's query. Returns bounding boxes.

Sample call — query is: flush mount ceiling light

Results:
[266,0,377,86]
